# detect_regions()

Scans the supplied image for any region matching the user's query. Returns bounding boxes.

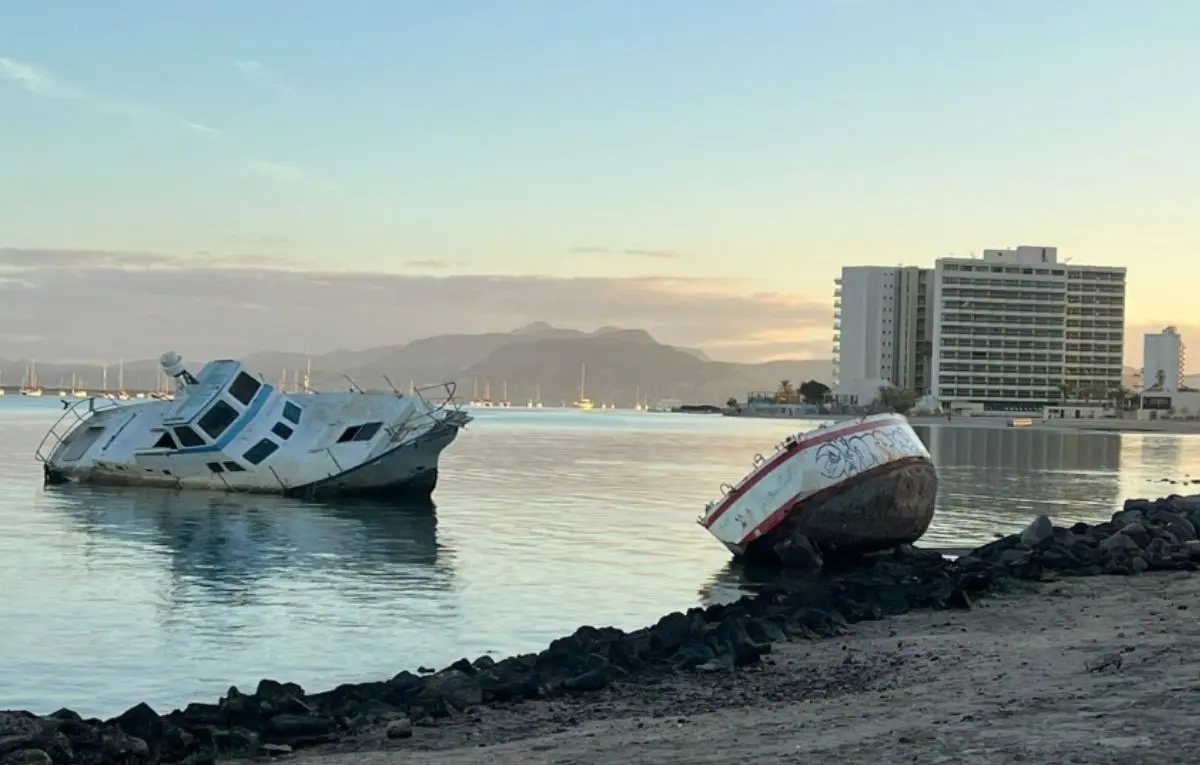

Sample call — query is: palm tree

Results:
[776,379,795,404]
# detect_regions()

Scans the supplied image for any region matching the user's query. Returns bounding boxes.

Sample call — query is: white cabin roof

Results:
[163,360,242,425]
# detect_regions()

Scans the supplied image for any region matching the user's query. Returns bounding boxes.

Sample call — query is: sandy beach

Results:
[294,572,1200,765]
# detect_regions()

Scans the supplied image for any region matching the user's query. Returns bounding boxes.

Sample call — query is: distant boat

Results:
[572,363,595,410]
[20,361,43,396]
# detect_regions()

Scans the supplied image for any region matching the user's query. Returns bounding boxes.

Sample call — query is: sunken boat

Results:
[36,351,471,501]
[699,413,938,564]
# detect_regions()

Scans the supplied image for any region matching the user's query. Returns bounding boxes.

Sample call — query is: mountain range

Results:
[0,323,832,406]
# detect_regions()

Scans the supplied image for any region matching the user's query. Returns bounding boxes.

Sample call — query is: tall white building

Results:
[929,246,1126,411]
[832,245,1127,412]
[832,266,933,403]
[1143,326,1185,392]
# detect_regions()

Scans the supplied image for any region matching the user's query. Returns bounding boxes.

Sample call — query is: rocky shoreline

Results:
[5,493,1200,765]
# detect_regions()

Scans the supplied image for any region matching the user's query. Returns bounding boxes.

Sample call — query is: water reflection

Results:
[700,425,1128,606]
[914,424,1121,471]
[48,487,453,607]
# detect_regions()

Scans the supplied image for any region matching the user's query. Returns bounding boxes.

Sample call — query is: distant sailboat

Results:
[21,360,43,396]
[526,383,544,408]
[573,363,594,410]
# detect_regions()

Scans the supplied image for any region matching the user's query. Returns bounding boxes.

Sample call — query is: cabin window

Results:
[223,461,246,472]
[153,432,177,450]
[206,462,224,473]
[197,400,239,439]
[229,372,262,406]
[271,422,294,440]
[243,438,279,465]
[282,401,302,424]
[336,422,383,443]
[173,426,205,448]
[356,422,383,441]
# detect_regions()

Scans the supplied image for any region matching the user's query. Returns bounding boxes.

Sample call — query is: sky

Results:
[2,0,1198,366]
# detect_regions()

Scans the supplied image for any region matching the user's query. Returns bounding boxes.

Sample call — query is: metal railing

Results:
[34,396,125,463]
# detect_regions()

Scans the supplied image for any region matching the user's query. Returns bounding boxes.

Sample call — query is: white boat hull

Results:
[37,354,471,502]
[700,413,938,562]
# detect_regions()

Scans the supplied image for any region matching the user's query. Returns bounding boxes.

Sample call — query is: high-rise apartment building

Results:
[832,266,933,394]
[832,245,1127,411]
[1143,326,1185,391]
[930,246,1125,409]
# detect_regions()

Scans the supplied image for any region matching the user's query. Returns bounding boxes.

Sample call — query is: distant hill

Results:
[0,324,833,405]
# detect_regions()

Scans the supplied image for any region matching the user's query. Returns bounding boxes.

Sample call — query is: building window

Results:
[271,422,294,440]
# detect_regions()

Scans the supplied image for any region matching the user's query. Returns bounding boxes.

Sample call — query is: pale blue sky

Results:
[2,1,1198,363]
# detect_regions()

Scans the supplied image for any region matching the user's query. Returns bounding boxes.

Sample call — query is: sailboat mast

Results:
[580,362,586,399]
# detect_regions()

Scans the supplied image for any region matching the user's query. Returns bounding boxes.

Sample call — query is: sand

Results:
[292,573,1200,764]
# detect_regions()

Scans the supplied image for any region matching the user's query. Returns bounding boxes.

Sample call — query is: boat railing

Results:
[34,396,125,463]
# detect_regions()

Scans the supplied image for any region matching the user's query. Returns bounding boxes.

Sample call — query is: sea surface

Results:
[1,396,1198,717]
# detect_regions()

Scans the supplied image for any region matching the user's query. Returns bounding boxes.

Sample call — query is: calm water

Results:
[2,398,1198,716]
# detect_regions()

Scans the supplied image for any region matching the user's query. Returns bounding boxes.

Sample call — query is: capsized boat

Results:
[36,351,472,500]
[699,413,937,563]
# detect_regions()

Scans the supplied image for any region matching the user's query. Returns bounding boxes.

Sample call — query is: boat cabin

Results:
[137,360,302,473]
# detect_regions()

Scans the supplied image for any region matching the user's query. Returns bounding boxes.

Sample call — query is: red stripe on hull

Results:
[703,417,898,530]
[737,455,933,547]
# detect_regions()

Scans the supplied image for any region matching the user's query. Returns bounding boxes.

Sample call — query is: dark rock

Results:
[385,717,413,739]
[1019,515,1053,546]
[3,750,52,765]
[772,533,824,571]
[212,727,259,759]
[110,702,164,761]
[412,670,483,716]
[262,714,340,746]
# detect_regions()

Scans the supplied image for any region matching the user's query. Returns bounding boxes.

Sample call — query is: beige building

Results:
[929,246,1126,412]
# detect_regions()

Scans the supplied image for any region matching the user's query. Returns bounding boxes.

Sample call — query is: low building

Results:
[1138,389,1200,420]
[831,377,891,408]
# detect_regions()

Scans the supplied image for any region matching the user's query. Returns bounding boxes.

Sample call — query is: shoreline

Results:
[728,410,1200,434]
[5,493,1200,764]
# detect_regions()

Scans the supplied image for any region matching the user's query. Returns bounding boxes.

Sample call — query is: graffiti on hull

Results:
[813,424,925,482]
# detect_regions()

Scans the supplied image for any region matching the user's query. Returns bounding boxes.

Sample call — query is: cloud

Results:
[0,56,56,96]
[569,246,687,259]
[183,121,222,137]
[1,55,219,135]
[0,248,835,363]
[404,260,468,270]
[3,57,335,192]
[246,161,336,190]
[622,249,683,260]
[235,60,292,94]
